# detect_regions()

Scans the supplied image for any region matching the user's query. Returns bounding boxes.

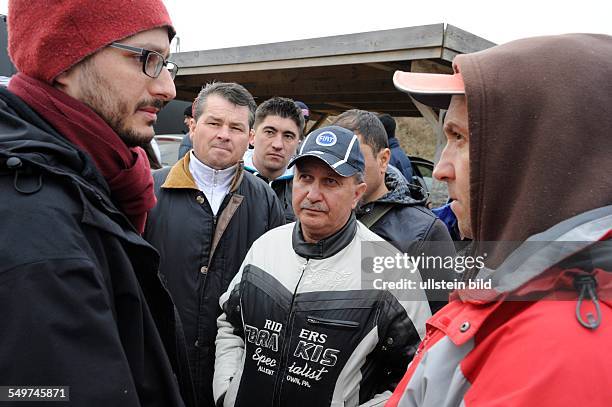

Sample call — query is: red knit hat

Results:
[7,0,176,84]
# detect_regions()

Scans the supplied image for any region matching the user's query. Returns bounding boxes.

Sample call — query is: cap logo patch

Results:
[315,131,337,147]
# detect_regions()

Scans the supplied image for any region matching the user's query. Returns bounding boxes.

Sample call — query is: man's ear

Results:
[379,148,391,174]
[188,117,197,140]
[352,181,368,209]
[249,128,256,146]
[53,66,80,97]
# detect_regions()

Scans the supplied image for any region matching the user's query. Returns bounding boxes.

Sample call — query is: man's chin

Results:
[117,128,155,147]
[263,162,286,172]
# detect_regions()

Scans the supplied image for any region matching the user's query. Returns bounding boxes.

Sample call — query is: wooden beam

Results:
[410,59,453,75]
[173,24,445,69]
[444,24,496,55]
[240,79,397,97]
[325,102,359,111]
[364,62,397,72]
[252,93,410,105]
[177,64,397,87]
[307,113,330,133]
[175,48,444,75]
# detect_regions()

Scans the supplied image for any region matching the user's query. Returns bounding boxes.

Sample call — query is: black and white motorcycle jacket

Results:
[214,215,431,407]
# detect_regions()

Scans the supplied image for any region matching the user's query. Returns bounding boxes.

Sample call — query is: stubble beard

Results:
[77,63,155,147]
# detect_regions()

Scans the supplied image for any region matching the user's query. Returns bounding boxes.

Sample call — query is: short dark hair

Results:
[377,113,396,139]
[183,105,193,118]
[353,171,365,184]
[193,82,257,128]
[254,97,305,138]
[332,109,389,154]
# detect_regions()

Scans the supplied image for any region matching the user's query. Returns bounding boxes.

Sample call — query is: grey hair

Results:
[353,171,365,184]
[192,82,257,128]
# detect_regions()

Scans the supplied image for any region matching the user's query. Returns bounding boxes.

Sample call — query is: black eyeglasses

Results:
[109,42,179,79]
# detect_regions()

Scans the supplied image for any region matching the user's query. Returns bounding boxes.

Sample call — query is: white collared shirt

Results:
[189,151,237,215]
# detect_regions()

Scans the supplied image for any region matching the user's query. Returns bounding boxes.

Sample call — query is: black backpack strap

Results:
[359,203,394,228]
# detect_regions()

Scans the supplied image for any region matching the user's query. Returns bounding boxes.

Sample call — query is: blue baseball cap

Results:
[288,126,365,177]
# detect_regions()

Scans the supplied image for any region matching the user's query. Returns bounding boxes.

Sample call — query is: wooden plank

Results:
[177,64,399,87]
[251,92,411,105]
[308,114,330,132]
[444,24,496,55]
[175,48,443,76]
[240,78,397,97]
[364,62,397,72]
[173,24,445,69]
[410,59,453,75]
[441,48,460,63]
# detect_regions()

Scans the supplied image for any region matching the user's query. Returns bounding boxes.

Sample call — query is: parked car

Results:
[154,134,183,168]
[409,156,434,193]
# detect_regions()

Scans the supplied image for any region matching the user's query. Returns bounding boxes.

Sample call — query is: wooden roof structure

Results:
[172,23,495,126]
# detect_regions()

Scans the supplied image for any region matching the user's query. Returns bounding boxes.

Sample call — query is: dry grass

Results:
[395,117,436,160]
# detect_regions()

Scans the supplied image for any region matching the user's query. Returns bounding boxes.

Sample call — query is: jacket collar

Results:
[434,206,612,347]
[356,169,424,217]
[460,205,612,303]
[243,148,294,182]
[162,152,244,192]
[292,212,357,259]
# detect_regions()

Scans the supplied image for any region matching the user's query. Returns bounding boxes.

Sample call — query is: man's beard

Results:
[77,63,164,147]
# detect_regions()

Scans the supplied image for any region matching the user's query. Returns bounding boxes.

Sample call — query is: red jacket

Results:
[387,207,612,407]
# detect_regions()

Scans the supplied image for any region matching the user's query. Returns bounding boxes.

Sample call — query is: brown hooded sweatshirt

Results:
[387,35,612,407]
[453,34,612,249]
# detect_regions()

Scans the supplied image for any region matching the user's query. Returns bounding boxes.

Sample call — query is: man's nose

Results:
[433,147,454,182]
[306,181,322,201]
[149,67,176,101]
[271,134,284,150]
[216,124,231,141]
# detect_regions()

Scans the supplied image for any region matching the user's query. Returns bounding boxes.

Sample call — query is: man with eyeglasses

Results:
[0,1,194,406]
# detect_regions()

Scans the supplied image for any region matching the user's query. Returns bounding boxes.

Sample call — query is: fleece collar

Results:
[162,152,244,192]
[292,213,357,260]
[243,148,294,182]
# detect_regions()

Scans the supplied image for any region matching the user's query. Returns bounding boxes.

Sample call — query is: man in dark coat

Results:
[334,110,457,312]
[144,82,285,407]
[243,97,304,222]
[0,1,193,406]
[378,113,414,182]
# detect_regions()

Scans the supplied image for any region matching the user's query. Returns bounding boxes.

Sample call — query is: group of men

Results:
[143,79,452,405]
[0,1,610,407]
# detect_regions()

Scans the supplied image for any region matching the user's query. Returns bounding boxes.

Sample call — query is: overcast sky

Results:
[2,0,611,52]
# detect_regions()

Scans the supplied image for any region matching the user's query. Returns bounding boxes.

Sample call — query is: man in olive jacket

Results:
[145,82,285,407]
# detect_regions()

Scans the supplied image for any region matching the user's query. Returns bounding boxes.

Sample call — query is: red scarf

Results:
[9,73,156,234]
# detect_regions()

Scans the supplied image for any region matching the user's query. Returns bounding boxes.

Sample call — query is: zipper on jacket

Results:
[272,259,309,407]
[306,316,359,329]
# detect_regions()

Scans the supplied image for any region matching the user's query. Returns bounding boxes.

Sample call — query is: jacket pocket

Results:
[306,316,359,329]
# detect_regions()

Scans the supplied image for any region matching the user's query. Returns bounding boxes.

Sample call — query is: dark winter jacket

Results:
[357,170,457,312]
[388,137,413,182]
[144,155,285,406]
[0,87,193,407]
